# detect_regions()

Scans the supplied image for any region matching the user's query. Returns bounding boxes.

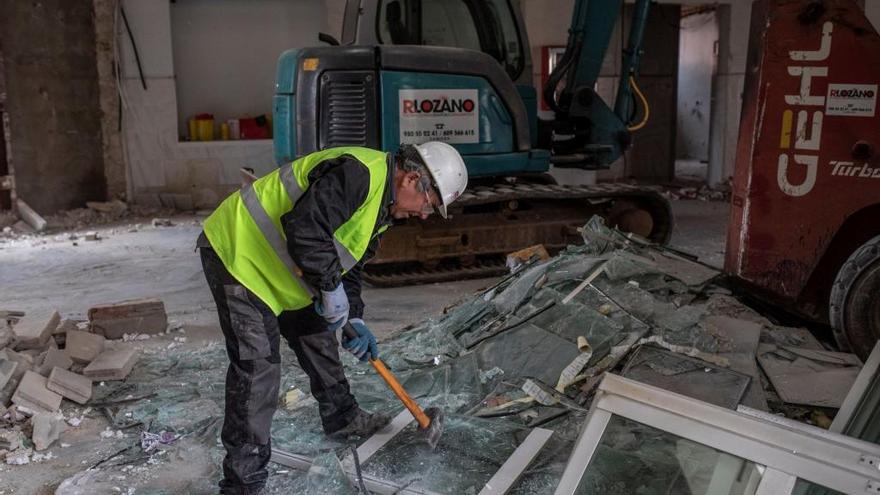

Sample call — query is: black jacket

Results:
[281,154,394,319]
[198,153,394,318]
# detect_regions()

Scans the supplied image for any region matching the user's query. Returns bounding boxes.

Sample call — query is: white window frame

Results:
[271,408,553,495]
[832,341,880,435]
[553,373,880,495]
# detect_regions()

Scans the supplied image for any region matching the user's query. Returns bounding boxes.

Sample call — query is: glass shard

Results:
[360,415,529,494]
[577,416,763,495]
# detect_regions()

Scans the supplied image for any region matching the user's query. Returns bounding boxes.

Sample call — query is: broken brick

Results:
[37,349,73,377]
[5,447,30,465]
[0,359,18,390]
[53,318,78,336]
[19,348,42,360]
[0,429,21,451]
[0,324,11,349]
[0,349,32,369]
[3,404,33,422]
[12,310,60,350]
[0,349,33,405]
[88,299,167,340]
[12,371,62,412]
[83,348,138,381]
[46,367,91,405]
[31,413,65,451]
[64,330,105,364]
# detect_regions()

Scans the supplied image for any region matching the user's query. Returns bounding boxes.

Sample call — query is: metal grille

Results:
[319,70,378,149]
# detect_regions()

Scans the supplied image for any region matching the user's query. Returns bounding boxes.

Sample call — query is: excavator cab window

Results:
[376,0,524,80]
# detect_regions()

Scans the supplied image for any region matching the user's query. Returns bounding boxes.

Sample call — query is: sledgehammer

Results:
[342,322,445,449]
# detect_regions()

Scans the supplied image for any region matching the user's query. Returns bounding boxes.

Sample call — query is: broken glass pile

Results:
[59,216,863,493]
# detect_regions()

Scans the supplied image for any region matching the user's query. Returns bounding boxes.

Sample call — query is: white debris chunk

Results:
[99,427,124,439]
[5,449,31,465]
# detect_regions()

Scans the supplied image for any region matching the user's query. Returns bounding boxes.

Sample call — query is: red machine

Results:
[727,0,880,359]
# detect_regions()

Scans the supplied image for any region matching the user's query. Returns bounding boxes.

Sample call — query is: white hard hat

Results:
[412,142,468,219]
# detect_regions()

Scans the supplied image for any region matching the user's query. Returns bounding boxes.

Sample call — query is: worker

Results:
[197,142,468,494]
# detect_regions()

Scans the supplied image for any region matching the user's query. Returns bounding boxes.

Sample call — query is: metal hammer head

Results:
[420,407,445,450]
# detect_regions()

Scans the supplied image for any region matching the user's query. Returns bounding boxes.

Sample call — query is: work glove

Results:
[342,318,378,362]
[315,284,349,332]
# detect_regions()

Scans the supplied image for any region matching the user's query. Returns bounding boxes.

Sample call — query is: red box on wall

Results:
[239,115,271,140]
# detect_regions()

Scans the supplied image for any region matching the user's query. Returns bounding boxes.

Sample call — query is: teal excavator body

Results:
[273,45,551,177]
[274,0,650,174]
[272,0,671,285]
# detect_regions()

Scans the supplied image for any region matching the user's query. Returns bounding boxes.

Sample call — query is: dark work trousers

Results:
[200,247,359,494]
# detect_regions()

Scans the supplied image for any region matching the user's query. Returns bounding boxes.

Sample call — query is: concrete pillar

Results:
[0,0,106,213]
[93,0,127,201]
[677,10,718,162]
[707,2,750,187]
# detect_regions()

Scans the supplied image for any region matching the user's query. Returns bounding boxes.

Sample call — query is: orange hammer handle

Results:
[370,358,431,429]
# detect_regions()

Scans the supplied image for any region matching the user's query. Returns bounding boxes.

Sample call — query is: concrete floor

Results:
[0,199,728,492]
[666,199,730,269]
[0,199,729,339]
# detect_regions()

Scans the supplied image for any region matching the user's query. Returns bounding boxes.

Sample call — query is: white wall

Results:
[116,0,752,201]
[116,0,328,208]
[707,2,749,186]
[676,10,717,161]
[170,0,325,138]
[325,0,347,41]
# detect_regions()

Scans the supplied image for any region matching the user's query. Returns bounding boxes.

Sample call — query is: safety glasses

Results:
[421,188,437,216]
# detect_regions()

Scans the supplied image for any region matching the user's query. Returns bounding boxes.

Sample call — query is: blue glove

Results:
[343,318,378,362]
[315,284,349,332]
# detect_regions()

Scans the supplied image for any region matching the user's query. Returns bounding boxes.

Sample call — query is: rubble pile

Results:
[662,182,731,201]
[0,299,167,466]
[0,199,183,240]
[300,216,861,492]
[0,210,15,231]
[1,218,864,493]
[46,201,179,231]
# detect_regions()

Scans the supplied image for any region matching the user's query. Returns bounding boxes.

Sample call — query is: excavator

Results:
[273,0,880,359]
[272,0,673,286]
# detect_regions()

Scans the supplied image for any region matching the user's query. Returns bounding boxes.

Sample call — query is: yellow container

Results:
[220,122,230,140]
[196,118,214,141]
[187,118,198,141]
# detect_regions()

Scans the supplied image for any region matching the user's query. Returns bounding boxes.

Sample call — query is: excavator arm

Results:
[274,0,674,286]
[544,0,651,169]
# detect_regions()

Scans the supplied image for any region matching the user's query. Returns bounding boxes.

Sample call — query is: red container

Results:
[239,115,271,140]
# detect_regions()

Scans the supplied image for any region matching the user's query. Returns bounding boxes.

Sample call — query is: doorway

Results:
[675,6,719,184]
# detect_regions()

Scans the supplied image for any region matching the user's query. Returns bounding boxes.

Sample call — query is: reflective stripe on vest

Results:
[278,163,303,204]
[239,183,316,298]
[334,240,358,271]
[277,161,357,273]
[203,147,388,315]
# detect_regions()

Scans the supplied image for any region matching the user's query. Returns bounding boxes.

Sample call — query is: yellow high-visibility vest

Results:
[204,147,389,315]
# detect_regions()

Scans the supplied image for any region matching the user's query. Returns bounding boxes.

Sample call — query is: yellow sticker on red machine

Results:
[302,58,319,71]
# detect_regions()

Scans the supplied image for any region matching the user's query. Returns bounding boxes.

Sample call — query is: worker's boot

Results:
[327,408,391,440]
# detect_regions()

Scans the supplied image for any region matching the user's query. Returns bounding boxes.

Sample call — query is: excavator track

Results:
[363,181,673,287]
